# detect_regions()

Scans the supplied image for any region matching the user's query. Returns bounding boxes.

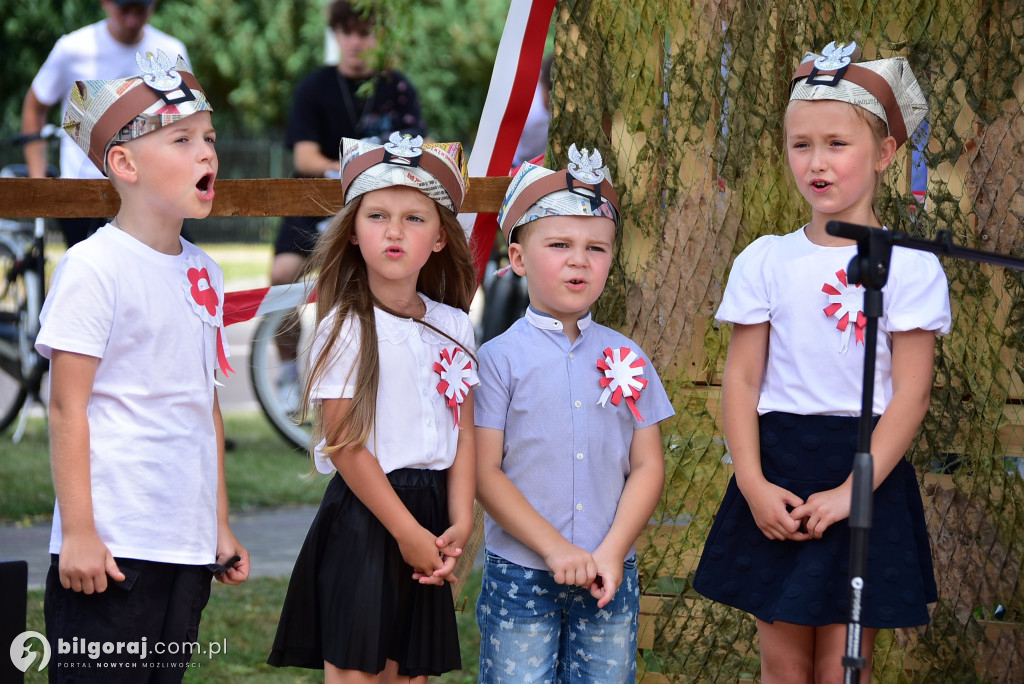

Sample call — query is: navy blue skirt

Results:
[693,412,937,628]
[268,468,461,676]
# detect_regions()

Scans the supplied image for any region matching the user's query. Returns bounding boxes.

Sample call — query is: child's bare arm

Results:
[213,391,249,584]
[427,390,476,585]
[591,423,666,607]
[323,397,444,579]
[48,350,125,594]
[725,323,809,541]
[476,425,597,587]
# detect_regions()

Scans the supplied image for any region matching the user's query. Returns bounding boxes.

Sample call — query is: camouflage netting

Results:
[545,0,1024,680]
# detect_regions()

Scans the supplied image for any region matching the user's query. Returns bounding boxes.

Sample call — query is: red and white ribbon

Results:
[461,0,558,281]
[218,282,316,379]
[434,347,473,429]
[223,282,315,326]
[822,269,865,353]
[597,346,648,423]
[181,257,234,377]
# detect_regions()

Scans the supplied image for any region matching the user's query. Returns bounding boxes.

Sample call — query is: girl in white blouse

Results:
[268,135,478,682]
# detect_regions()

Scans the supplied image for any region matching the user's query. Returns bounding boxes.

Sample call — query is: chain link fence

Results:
[547,0,1024,680]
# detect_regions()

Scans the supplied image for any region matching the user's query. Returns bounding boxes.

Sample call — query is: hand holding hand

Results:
[544,541,598,587]
[741,479,811,541]
[589,546,624,608]
[397,524,445,580]
[789,482,852,539]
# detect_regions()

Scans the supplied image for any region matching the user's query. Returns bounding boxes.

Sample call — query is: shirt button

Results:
[576,452,584,460]
[568,352,575,360]
[574,400,582,408]
[576,503,584,511]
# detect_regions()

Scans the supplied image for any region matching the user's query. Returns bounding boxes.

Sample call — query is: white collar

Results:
[525,306,593,334]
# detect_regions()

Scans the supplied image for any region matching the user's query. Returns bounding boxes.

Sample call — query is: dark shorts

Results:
[274,215,333,256]
[44,556,213,683]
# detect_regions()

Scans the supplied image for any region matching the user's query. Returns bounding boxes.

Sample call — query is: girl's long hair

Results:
[300,194,478,455]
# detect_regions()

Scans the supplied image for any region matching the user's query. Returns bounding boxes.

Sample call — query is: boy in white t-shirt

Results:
[35,50,249,681]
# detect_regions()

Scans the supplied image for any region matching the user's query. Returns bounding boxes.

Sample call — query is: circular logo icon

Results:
[10,631,50,673]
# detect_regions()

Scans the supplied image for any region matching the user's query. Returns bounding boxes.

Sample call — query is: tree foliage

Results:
[1,0,511,146]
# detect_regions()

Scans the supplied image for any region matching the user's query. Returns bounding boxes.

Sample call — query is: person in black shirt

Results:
[271,0,427,407]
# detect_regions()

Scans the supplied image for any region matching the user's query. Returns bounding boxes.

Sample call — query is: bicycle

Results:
[224,281,316,450]
[0,126,61,440]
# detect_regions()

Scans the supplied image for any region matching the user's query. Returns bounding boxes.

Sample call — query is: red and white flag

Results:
[461,0,557,282]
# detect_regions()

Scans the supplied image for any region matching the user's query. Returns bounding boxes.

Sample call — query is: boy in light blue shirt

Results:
[475,145,675,682]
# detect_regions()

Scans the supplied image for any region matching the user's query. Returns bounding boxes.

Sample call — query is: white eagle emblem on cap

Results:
[136,49,183,92]
[384,131,424,158]
[814,41,857,71]
[567,143,605,184]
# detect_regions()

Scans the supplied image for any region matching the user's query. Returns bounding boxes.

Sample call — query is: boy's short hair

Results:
[63,50,212,174]
[328,0,376,32]
[339,133,468,214]
[498,143,620,245]
[789,40,927,149]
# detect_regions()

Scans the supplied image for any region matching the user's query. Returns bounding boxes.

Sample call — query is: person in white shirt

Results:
[19,0,188,246]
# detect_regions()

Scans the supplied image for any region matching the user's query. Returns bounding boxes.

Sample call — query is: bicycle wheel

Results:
[0,240,28,433]
[250,304,315,450]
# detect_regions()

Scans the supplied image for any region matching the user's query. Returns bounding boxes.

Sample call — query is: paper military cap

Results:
[498,144,620,245]
[340,133,469,214]
[789,41,928,148]
[63,50,213,174]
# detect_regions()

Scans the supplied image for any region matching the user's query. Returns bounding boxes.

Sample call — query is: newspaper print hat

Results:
[64,50,213,175]
[789,41,928,148]
[498,144,620,245]
[340,134,469,215]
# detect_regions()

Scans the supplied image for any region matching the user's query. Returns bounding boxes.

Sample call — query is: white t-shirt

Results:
[36,225,224,564]
[310,294,479,475]
[716,226,951,417]
[31,20,189,179]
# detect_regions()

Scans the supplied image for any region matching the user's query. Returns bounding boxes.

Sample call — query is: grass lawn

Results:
[0,413,327,522]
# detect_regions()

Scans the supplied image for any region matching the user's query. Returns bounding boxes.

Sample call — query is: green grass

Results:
[0,413,326,522]
[22,570,482,683]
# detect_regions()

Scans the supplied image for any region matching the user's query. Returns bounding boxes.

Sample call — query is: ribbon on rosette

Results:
[434,347,473,428]
[181,256,233,377]
[822,268,866,353]
[597,346,648,423]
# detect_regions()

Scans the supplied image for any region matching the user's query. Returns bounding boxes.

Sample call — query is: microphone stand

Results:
[825,220,1024,683]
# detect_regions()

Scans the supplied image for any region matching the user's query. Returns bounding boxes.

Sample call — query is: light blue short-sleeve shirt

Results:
[475,307,675,570]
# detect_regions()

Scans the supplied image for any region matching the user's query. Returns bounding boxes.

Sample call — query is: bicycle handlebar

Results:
[12,123,63,146]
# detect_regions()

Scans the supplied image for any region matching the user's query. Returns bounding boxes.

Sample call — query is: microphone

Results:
[826,220,880,241]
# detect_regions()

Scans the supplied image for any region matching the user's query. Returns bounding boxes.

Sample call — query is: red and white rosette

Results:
[597,346,648,423]
[434,347,473,428]
[181,256,233,377]
[822,269,866,353]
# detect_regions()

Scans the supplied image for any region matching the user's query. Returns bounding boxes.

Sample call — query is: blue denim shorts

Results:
[476,551,638,683]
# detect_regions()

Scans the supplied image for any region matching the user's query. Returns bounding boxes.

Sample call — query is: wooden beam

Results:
[0,176,511,218]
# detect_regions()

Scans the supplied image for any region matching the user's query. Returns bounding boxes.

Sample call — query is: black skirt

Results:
[693,411,937,628]
[268,469,461,676]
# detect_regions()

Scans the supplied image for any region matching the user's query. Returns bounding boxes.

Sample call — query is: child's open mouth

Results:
[196,173,215,200]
